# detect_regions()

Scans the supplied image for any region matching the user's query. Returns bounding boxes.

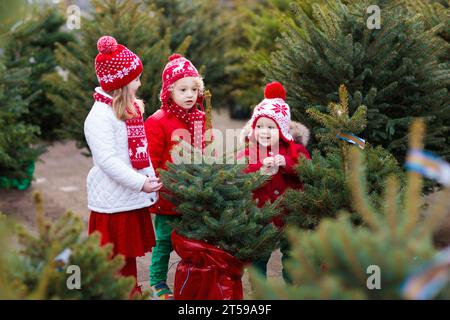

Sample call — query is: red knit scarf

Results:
[93,92,150,169]
[161,100,206,149]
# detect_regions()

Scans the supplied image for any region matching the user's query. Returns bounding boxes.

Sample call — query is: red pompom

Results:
[169,53,183,61]
[97,36,118,54]
[264,81,286,100]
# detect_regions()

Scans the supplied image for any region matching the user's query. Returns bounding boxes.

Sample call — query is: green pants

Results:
[149,215,178,286]
[252,238,293,284]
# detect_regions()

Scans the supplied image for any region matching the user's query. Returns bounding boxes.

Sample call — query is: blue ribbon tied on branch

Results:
[336,132,366,150]
[405,149,450,187]
[401,247,450,300]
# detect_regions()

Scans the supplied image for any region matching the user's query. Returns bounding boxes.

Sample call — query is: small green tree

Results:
[2,192,135,299]
[3,8,75,140]
[159,143,282,261]
[282,85,402,229]
[0,62,44,189]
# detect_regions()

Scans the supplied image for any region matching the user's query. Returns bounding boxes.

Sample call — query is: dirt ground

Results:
[0,109,284,298]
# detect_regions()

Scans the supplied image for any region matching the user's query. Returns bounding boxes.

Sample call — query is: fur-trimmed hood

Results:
[239,119,310,147]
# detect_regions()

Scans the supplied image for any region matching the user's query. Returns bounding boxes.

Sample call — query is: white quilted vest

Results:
[84,88,158,213]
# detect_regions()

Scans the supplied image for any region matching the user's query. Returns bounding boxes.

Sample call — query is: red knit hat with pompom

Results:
[95,35,143,92]
[159,53,201,104]
[249,82,293,142]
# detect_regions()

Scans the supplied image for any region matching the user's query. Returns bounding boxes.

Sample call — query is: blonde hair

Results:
[111,85,144,121]
[168,77,205,95]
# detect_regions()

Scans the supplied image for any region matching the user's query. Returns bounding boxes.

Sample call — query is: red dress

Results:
[88,207,156,298]
[88,207,156,258]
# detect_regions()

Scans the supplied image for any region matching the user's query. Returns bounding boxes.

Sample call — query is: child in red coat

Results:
[238,82,311,283]
[144,54,206,299]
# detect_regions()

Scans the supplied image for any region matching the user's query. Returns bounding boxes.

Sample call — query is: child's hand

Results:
[262,156,275,167]
[142,177,163,193]
[274,155,286,167]
[261,156,278,175]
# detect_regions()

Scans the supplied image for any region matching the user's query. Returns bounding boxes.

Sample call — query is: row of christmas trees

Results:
[1,84,448,299]
[163,84,449,299]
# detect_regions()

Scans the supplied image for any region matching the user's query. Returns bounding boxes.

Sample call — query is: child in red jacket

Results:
[144,54,206,299]
[238,82,311,283]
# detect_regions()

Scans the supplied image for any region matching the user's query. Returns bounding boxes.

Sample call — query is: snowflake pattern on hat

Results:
[95,36,143,92]
[249,82,293,142]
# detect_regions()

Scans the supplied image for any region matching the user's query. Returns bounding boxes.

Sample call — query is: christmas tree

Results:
[159,144,282,261]
[262,0,450,162]
[44,0,180,152]
[282,85,402,229]
[225,0,294,117]
[3,8,75,140]
[225,0,348,117]
[1,192,136,299]
[0,61,44,189]
[157,131,284,299]
[152,0,232,107]
[251,119,450,300]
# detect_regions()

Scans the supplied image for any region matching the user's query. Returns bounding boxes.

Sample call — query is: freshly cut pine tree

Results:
[263,0,450,162]
[251,119,450,300]
[158,143,282,262]
[282,85,402,229]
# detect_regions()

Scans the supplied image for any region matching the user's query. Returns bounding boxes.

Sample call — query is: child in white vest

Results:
[84,35,162,298]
